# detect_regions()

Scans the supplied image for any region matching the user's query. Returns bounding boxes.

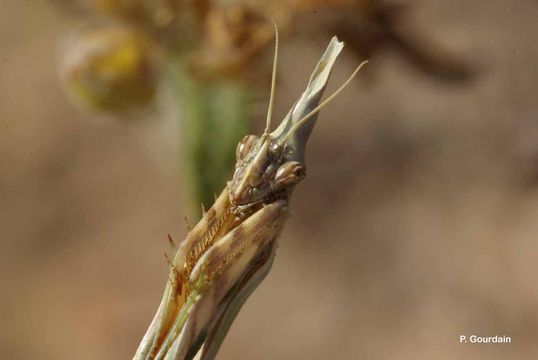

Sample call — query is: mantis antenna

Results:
[280,59,369,144]
[263,18,279,137]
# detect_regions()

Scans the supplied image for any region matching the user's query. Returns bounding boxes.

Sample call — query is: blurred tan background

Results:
[2,1,538,359]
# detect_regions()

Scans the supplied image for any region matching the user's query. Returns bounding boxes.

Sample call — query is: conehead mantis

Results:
[134,22,368,360]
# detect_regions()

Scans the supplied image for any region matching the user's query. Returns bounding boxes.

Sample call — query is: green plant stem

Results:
[174,66,254,218]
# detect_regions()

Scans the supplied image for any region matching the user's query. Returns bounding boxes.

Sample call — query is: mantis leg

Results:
[162,200,290,360]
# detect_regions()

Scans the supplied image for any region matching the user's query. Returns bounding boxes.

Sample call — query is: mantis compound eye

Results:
[236,135,259,161]
[274,161,306,187]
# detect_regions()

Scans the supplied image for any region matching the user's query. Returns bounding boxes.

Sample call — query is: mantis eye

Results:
[275,161,306,187]
[236,135,259,161]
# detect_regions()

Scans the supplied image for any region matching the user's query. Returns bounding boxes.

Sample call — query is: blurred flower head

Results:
[86,0,181,27]
[189,4,275,78]
[60,23,159,113]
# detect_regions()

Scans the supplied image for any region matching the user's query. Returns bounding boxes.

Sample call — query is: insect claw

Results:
[201,203,206,216]
[184,216,192,231]
[164,252,172,266]
[167,234,176,249]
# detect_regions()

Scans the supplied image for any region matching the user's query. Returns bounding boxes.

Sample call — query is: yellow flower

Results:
[60,23,158,113]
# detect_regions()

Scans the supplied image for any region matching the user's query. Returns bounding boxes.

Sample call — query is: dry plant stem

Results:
[329,2,474,81]
[134,36,366,360]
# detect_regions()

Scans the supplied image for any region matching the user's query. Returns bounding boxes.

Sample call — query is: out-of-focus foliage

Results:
[54,0,474,212]
[86,0,181,27]
[175,70,252,211]
[60,23,158,112]
[57,0,474,108]
[7,1,538,359]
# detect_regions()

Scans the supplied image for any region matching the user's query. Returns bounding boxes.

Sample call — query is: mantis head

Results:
[228,29,368,215]
[228,132,306,214]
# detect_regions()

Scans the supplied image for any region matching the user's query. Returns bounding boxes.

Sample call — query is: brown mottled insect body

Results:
[134,31,367,360]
